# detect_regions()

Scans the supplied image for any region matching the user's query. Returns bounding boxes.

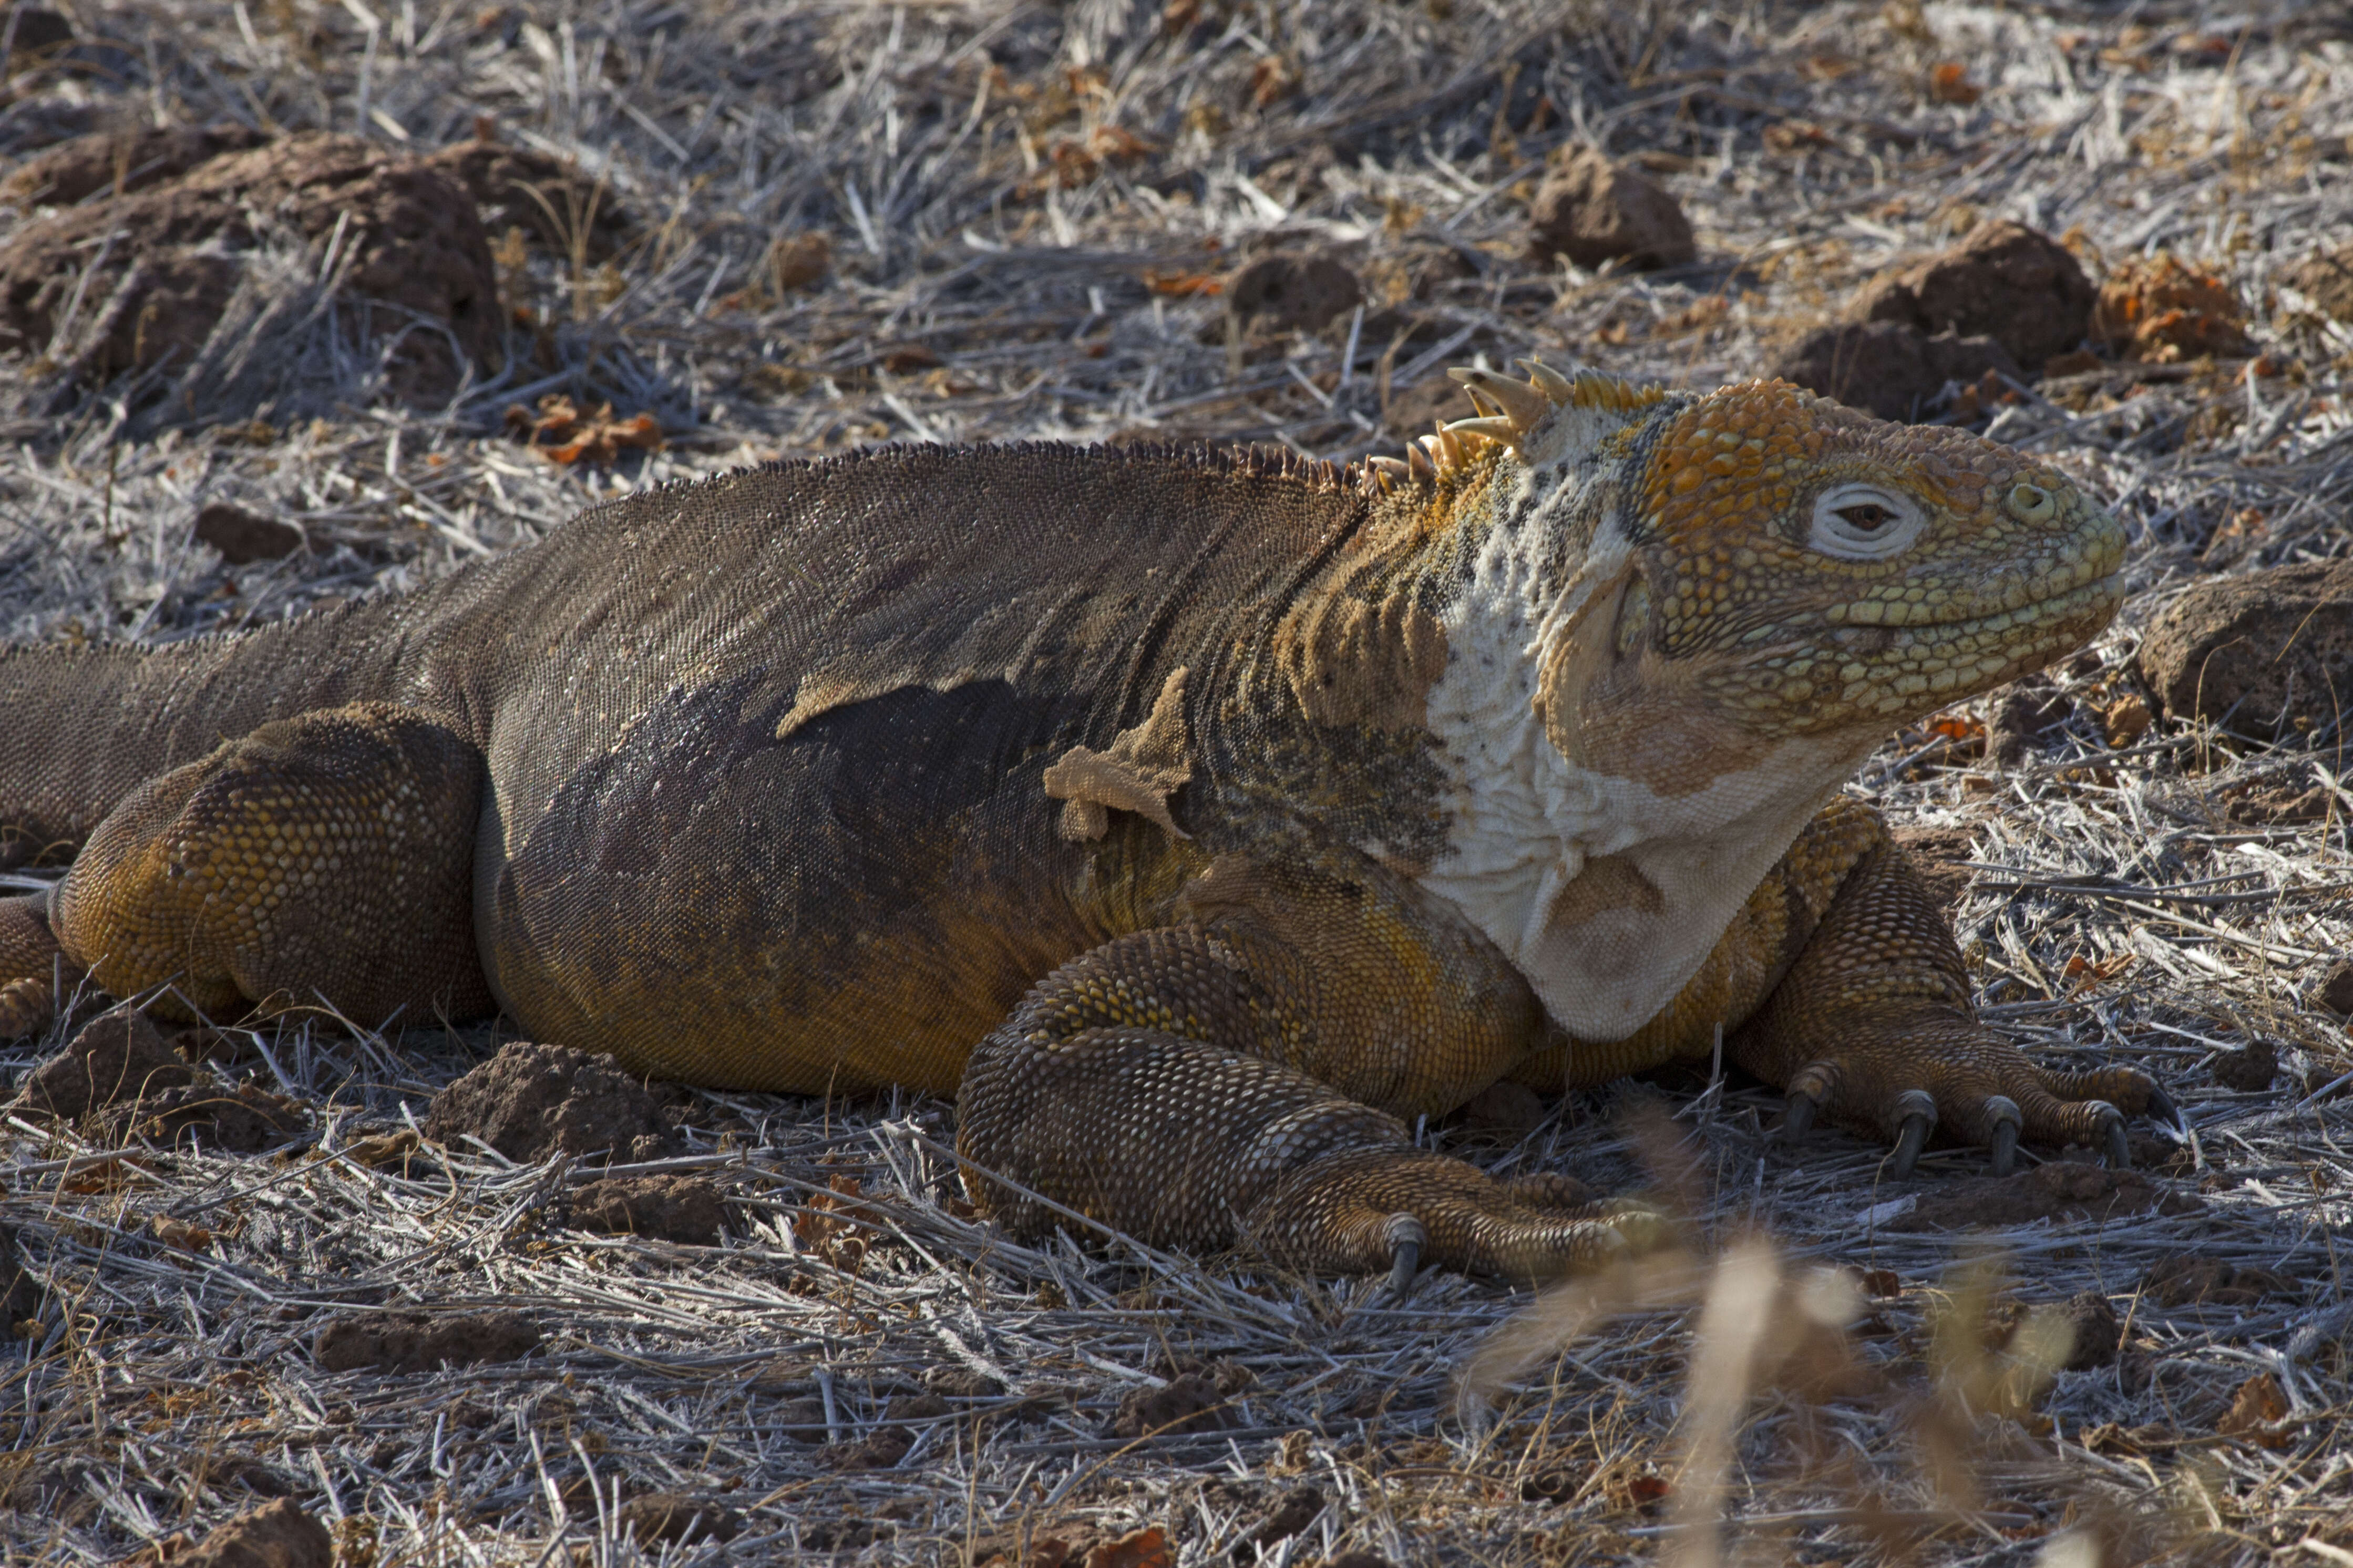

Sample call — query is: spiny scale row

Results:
[1354,358,1662,494]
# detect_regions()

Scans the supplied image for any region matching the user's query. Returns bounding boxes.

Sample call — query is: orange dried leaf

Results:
[1929,63,1982,105]
[2103,694,2152,748]
[1086,125,1157,162]
[1146,272,1221,297]
[151,1216,212,1251]
[1084,1528,1173,1568]
[2216,1372,2292,1448]
[1249,55,1298,109]
[60,1159,132,1195]
[1763,120,1834,153]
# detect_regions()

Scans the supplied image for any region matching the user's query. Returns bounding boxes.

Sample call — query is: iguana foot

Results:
[958,921,1642,1285]
[0,892,69,1039]
[1245,1149,1664,1287]
[0,978,50,1039]
[1770,1004,2175,1177]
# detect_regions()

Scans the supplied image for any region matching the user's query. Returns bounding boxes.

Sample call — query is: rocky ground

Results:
[2,1,2352,1564]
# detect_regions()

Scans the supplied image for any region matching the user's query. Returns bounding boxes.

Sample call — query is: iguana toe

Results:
[1982,1094,2022,1175]
[1886,1088,1936,1177]
[0,977,51,1040]
[0,892,68,1040]
[1765,1013,2170,1174]
[1248,1148,1662,1284]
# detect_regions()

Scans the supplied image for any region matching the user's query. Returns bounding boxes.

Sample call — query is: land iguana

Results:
[0,365,2174,1284]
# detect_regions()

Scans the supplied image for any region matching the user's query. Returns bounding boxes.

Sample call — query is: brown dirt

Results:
[2142,1255,2300,1308]
[1109,1359,1253,1439]
[2285,245,2353,324]
[1223,252,1361,336]
[1453,1079,1546,1137]
[422,1039,680,1164]
[2,8,75,68]
[15,1005,193,1120]
[613,1493,744,1546]
[2135,559,2353,737]
[1985,672,2078,768]
[94,1080,307,1153]
[0,120,265,207]
[1987,1289,2121,1371]
[926,1364,1004,1398]
[1525,147,1694,271]
[571,1173,723,1244]
[0,130,499,400]
[0,1220,42,1328]
[311,1309,540,1374]
[1380,368,1473,442]
[191,502,302,564]
[1851,219,2095,371]
[2316,960,2353,1018]
[423,135,633,263]
[1237,1484,1326,1555]
[1892,1162,2200,1231]
[1768,318,2020,422]
[820,1424,913,1470]
[2212,1039,2278,1092]
[118,1497,330,1568]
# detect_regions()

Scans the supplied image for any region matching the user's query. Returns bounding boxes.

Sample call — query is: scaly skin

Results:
[0,367,2169,1283]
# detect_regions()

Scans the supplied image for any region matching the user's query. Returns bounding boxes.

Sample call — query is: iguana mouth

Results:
[1818,556,2124,632]
[1834,569,2124,637]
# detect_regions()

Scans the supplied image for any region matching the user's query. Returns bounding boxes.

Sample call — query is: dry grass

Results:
[3,0,2353,1562]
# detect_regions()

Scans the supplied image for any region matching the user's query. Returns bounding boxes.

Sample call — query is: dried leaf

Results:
[1929,63,1982,105]
[1083,1526,1172,1568]
[2216,1372,2293,1448]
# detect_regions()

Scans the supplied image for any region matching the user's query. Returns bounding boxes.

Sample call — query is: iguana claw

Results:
[2092,1101,2129,1168]
[1781,1088,1817,1146]
[1983,1095,2021,1177]
[1384,1212,1425,1296]
[1887,1089,1936,1178]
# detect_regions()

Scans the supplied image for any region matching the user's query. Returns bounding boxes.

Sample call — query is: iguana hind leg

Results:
[42,703,495,1031]
[958,865,1659,1284]
[1734,802,2172,1175]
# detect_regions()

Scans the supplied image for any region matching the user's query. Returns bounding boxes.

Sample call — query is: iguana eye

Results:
[1807,484,1925,561]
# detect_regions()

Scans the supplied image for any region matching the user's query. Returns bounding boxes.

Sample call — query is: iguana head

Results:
[1391,364,2124,1040]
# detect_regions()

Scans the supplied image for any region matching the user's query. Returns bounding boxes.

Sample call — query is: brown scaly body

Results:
[0,366,2173,1283]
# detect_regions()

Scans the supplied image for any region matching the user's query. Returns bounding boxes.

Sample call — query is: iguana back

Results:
[5,443,1372,1090]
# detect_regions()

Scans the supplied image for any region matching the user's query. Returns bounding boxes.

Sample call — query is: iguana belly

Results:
[474,674,1204,1094]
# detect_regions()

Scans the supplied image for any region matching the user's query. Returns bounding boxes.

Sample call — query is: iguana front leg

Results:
[1730,798,2172,1174]
[957,855,1657,1285]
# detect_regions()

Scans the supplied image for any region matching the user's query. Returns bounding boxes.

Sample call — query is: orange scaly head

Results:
[1625,379,2122,733]
[1403,364,2125,1043]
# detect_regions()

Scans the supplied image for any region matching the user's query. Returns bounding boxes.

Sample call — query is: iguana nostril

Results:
[2005,482,2057,523]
